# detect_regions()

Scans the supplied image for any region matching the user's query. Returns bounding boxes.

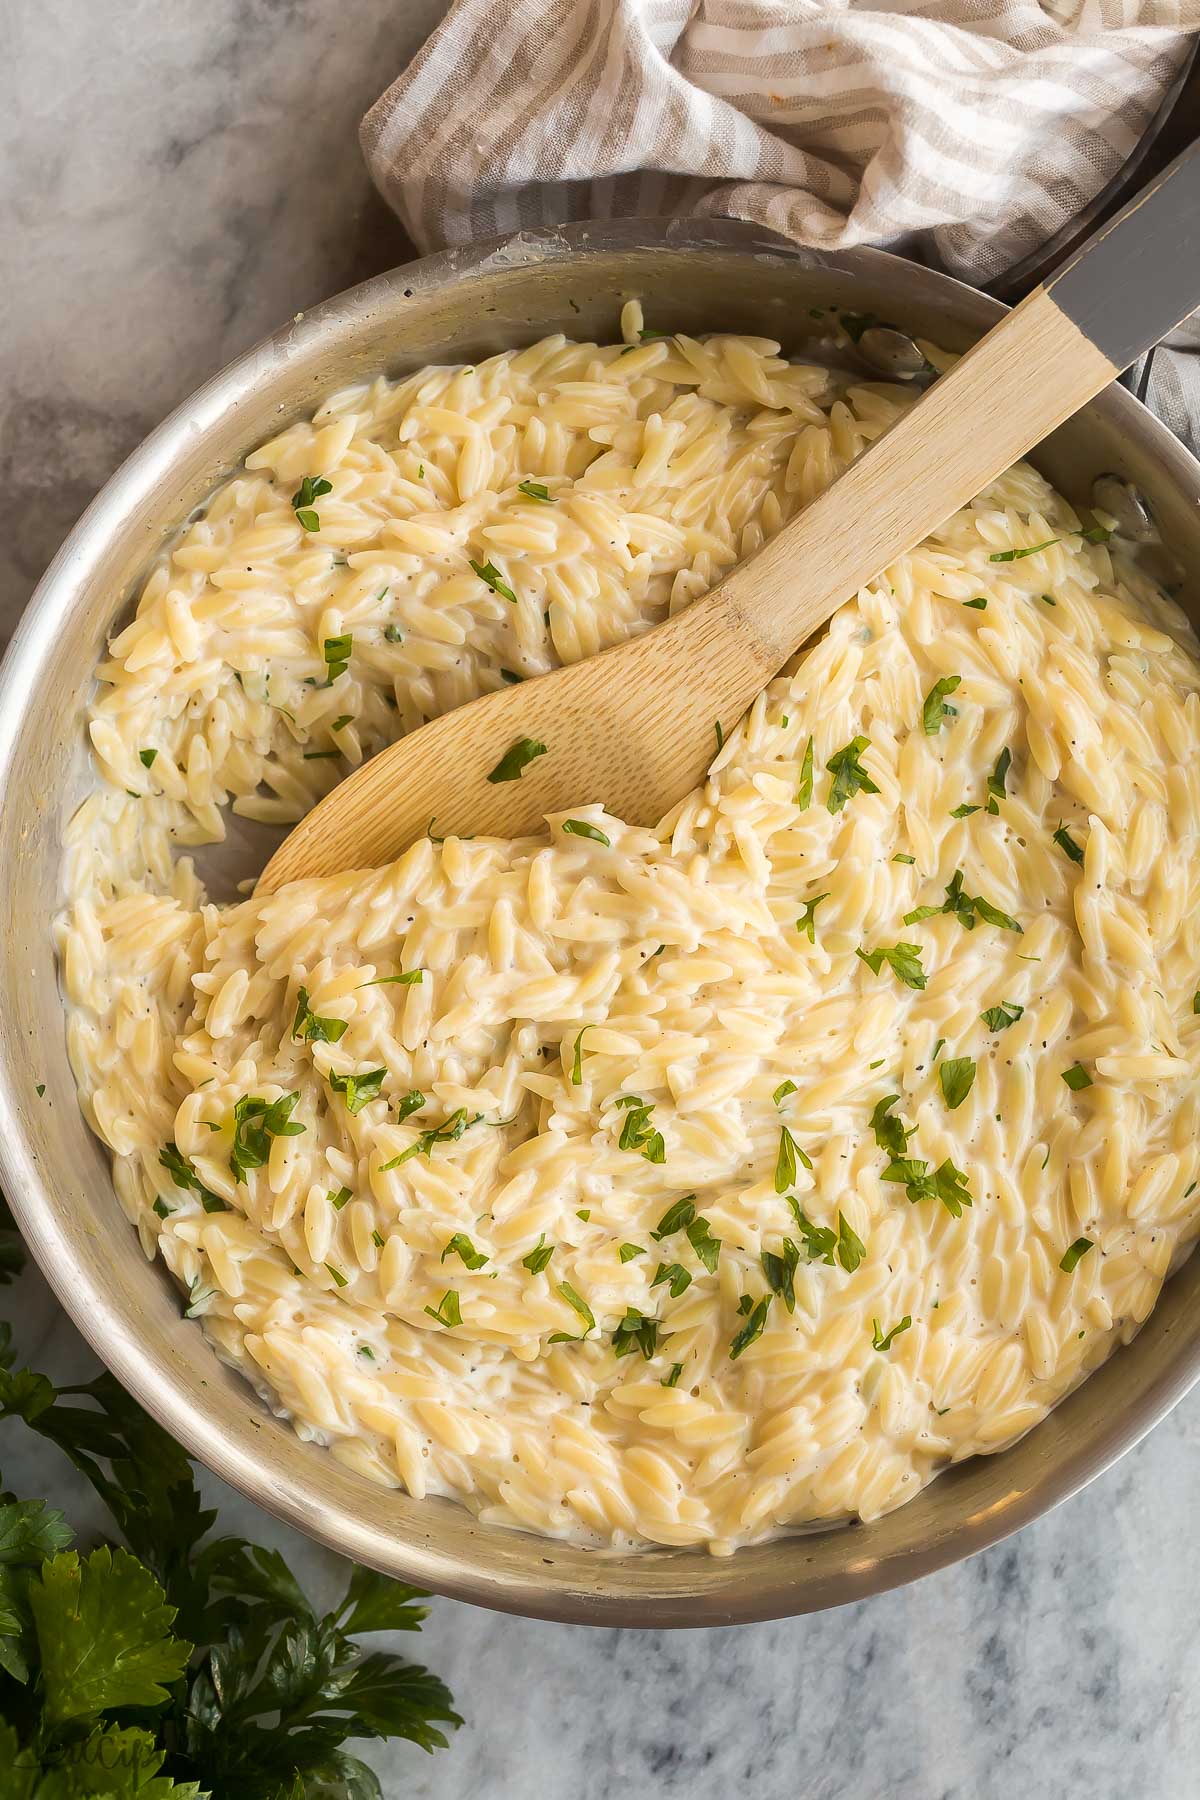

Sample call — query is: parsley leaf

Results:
[922,675,961,734]
[938,1056,976,1110]
[1061,1062,1092,1091]
[773,1079,797,1106]
[981,1001,1023,1031]
[469,558,517,603]
[826,736,879,814]
[1060,1237,1095,1273]
[380,1108,483,1167]
[685,1215,721,1273]
[836,1213,866,1272]
[158,1143,227,1214]
[986,746,1011,814]
[651,1262,692,1298]
[291,473,332,532]
[614,1096,665,1162]
[612,1309,662,1361]
[856,942,927,989]
[138,748,158,768]
[1053,822,1085,864]
[989,538,1059,562]
[871,1315,912,1352]
[661,1362,684,1388]
[487,737,547,782]
[327,1067,387,1115]
[550,1282,595,1340]
[424,1290,462,1328]
[517,480,554,502]
[883,1155,972,1216]
[796,892,829,943]
[788,1202,836,1265]
[360,969,423,987]
[322,632,352,681]
[441,1233,487,1271]
[761,1240,800,1313]
[571,1025,593,1086]
[962,596,988,610]
[796,736,814,809]
[291,985,348,1045]
[522,1236,554,1274]
[869,1095,914,1159]
[32,1546,191,1724]
[229,1093,304,1181]
[618,1242,645,1263]
[729,1296,771,1359]
[651,1197,697,1240]
[774,1125,812,1192]
[562,819,610,846]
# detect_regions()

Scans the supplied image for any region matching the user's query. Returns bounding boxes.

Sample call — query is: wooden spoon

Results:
[259,143,1199,894]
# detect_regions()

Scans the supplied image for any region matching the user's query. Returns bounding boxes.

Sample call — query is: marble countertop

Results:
[3,6,1198,1795]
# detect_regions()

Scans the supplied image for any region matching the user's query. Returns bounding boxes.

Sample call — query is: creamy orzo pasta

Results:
[58,305,1200,1552]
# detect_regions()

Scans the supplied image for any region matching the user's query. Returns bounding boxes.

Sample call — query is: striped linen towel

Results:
[362,0,1200,445]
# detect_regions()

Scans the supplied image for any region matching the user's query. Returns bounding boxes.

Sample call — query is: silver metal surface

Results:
[1092,473,1158,544]
[856,326,933,381]
[1,219,1198,1628]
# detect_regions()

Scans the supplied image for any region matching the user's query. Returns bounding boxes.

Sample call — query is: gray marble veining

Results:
[3,6,1199,1796]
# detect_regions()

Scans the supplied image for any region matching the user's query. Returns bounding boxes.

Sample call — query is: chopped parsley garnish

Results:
[906,868,1021,934]
[870,1095,914,1158]
[989,538,1058,562]
[517,480,554,502]
[796,736,814,809]
[393,1090,425,1123]
[424,1290,462,1328]
[986,746,1011,815]
[962,596,988,610]
[487,737,547,782]
[549,1282,595,1341]
[441,1233,487,1270]
[950,803,980,818]
[1078,524,1113,544]
[892,852,915,864]
[836,1213,866,1272]
[922,675,961,734]
[729,1295,771,1359]
[1059,1237,1094,1273]
[1040,593,1057,606]
[138,748,157,768]
[325,1264,348,1288]
[714,719,725,753]
[158,1143,227,1213]
[328,1186,352,1210]
[826,736,879,814]
[327,1068,387,1115]
[788,1203,836,1265]
[292,474,332,531]
[331,714,353,732]
[981,1001,1023,1031]
[1053,822,1085,864]
[761,1240,800,1312]
[796,892,829,944]
[612,1308,662,1361]
[662,1362,684,1388]
[322,633,352,681]
[773,1079,797,1106]
[856,942,927,989]
[302,750,341,760]
[618,1242,645,1263]
[468,558,517,603]
[384,623,403,642]
[872,1314,912,1352]
[651,1262,692,1298]
[939,1056,976,1110]
[291,985,348,1045]
[1061,1063,1092,1091]
[882,1156,972,1216]
[360,969,423,987]
[229,1092,305,1181]
[522,1235,554,1274]
[570,1026,593,1085]
[614,1095,665,1163]
[774,1125,812,1193]
[380,1107,483,1167]
[562,819,610,846]
[685,1216,721,1272]
[651,1197,697,1240]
